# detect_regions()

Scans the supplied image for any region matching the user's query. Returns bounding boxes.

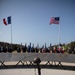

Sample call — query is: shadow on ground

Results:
[0,64,75,71]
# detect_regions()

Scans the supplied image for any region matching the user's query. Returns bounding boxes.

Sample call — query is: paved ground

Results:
[0,69,75,75]
[0,61,75,75]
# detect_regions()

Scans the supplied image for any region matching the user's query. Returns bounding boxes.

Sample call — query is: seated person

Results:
[8,46,13,53]
[22,45,27,52]
[17,47,21,52]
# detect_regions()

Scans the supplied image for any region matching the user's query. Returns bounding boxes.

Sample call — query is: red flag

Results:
[50,17,59,25]
[3,18,7,25]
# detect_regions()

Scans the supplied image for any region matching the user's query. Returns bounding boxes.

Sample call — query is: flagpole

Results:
[58,17,60,46]
[11,16,12,44]
[50,17,60,46]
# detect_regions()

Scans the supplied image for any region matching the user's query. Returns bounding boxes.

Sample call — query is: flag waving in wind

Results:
[50,17,59,25]
[3,16,11,26]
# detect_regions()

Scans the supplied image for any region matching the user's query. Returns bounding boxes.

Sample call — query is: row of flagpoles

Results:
[3,16,60,45]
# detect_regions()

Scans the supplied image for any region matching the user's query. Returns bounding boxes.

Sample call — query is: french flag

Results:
[3,16,11,26]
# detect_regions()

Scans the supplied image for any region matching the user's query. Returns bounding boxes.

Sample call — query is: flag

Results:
[50,17,59,25]
[3,16,11,26]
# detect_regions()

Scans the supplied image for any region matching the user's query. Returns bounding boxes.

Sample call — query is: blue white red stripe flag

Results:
[3,16,11,26]
[50,17,59,25]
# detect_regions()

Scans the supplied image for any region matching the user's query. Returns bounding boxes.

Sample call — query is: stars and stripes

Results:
[50,17,59,25]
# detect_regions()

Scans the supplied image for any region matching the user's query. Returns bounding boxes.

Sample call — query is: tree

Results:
[69,41,75,49]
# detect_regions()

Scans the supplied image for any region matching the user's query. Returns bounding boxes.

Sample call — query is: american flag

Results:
[50,17,59,25]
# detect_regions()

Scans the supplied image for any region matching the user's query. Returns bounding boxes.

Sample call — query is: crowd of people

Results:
[0,43,75,54]
[0,45,13,53]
